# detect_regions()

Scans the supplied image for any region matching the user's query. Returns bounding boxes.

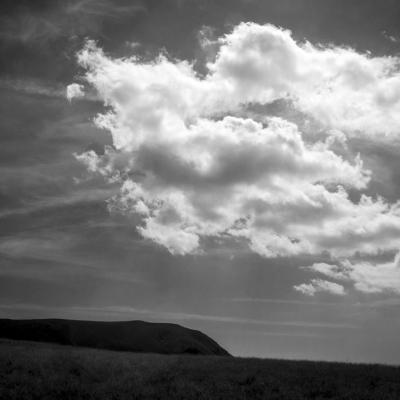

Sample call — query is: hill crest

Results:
[0,318,230,356]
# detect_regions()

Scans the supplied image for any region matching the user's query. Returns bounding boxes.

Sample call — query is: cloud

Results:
[0,235,73,262]
[303,262,350,281]
[0,0,145,44]
[294,279,346,296]
[70,24,400,260]
[0,78,65,98]
[209,22,400,138]
[301,252,400,294]
[0,303,357,329]
[227,297,345,306]
[382,31,399,43]
[66,83,85,101]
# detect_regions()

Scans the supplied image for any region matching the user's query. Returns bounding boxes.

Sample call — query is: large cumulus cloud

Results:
[69,23,400,272]
[209,23,400,137]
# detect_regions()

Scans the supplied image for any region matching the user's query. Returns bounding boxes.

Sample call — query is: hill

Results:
[0,318,229,356]
[1,339,400,399]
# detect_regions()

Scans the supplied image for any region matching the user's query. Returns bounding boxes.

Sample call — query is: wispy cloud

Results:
[0,78,65,98]
[0,303,359,330]
[227,297,348,307]
[227,328,322,339]
[382,30,400,43]
[0,0,146,44]
[294,279,346,297]
[0,182,116,219]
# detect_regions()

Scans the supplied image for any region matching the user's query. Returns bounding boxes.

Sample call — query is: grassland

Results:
[1,339,400,400]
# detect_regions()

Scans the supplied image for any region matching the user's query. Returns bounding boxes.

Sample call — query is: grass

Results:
[1,339,400,399]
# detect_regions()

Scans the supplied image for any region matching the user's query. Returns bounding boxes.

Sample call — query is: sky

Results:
[1,0,400,364]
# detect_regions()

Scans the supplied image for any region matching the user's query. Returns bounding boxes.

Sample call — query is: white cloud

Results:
[66,83,85,101]
[303,252,400,294]
[349,254,400,294]
[208,22,400,138]
[294,279,346,296]
[303,262,350,281]
[70,25,400,260]
[383,31,399,43]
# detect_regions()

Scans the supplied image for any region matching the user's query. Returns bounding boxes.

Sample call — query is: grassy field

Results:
[1,339,400,399]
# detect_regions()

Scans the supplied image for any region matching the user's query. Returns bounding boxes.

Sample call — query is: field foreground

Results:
[1,339,400,400]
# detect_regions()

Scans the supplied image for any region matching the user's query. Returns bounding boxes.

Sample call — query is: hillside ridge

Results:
[0,318,230,356]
